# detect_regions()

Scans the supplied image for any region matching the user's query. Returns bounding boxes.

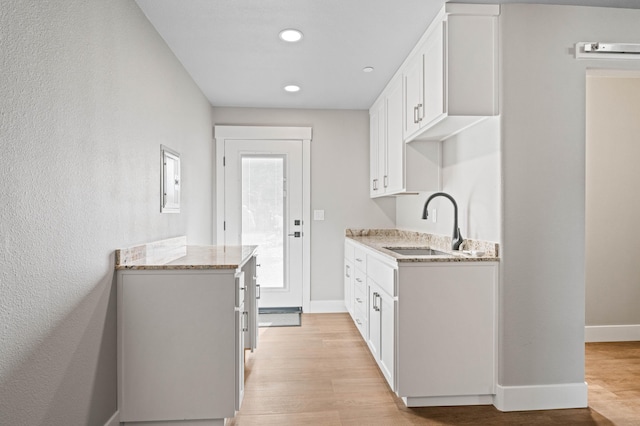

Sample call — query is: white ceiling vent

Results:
[576,42,640,60]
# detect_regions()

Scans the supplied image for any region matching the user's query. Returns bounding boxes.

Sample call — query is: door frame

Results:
[214,125,312,313]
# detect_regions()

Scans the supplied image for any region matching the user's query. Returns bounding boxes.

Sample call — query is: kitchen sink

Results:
[384,247,452,256]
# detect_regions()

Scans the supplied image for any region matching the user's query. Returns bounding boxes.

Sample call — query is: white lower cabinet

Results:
[344,238,498,407]
[117,255,257,425]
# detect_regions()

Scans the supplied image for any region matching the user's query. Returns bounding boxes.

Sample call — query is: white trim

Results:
[403,395,493,407]
[585,324,640,342]
[214,125,311,140]
[302,139,311,313]
[493,382,588,412]
[104,410,119,426]
[308,300,348,313]
[214,125,312,312]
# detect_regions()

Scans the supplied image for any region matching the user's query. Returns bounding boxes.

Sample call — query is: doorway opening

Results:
[585,69,640,343]
[215,126,312,313]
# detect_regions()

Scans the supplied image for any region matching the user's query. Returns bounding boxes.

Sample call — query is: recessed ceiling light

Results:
[279,29,303,43]
[284,85,301,92]
[363,66,374,73]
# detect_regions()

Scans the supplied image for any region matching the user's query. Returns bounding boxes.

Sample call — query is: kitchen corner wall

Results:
[0,1,213,424]
[500,3,640,397]
[211,107,396,303]
[395,117,501,243]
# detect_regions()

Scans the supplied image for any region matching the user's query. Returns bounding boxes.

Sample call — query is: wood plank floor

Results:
[228,313,640,425]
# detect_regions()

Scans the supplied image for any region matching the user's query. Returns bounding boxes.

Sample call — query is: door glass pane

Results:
[241,156,285,288]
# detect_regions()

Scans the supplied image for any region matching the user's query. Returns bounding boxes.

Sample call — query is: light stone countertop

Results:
[115,236,258,270]
[346,229,499,263]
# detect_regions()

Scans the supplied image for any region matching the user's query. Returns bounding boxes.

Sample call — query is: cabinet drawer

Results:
[235,271,245,308]
[353,267,366,292]
[345,241,355,263]
[354,246,367,271]
[353,305,367,339]
[353,279,367,311]
[367,255,396,297]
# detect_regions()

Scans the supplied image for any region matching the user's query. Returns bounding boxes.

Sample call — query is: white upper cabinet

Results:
[370,75,440,198]
[369,4,498,198]
[402,4,499,142]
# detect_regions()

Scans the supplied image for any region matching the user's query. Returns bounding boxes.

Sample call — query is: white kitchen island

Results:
[115,237,258,426]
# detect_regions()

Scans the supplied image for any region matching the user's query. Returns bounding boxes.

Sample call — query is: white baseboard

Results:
[494,382,588,412]
[307,300,347,313]
[403,394,493,407]
[105,410,119,426]
[585,324,640,342]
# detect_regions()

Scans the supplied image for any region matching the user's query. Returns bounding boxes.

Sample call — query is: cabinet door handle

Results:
[356,319,362,325]
[373,292,381,312]
[242,311,248,332]
[413,105,419,124]
[373,179,378,191]
[383,175,388,188]
[417,103,423,122]
[356,298,362,304]
[345,265,351,278]
[256,284,261,300]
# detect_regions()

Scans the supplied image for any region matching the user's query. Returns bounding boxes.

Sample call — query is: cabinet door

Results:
[421,21,445,127]
[235,307,245,411]
[377,100,387,194]
[367,283,381,360]
[403,51,423,138]
[385,77,404,195]
[344,259,354,315]
[379,291,395,389]
[369,106,381,197]
[243,256,258,352]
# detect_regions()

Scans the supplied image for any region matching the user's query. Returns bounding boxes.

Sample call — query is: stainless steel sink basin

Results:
[384,247,452,256]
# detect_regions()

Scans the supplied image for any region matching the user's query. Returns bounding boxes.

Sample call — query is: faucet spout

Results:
[422,192,464,251]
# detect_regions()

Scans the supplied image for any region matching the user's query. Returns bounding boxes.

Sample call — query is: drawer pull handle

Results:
[356,298,362,304]
[242,311,248,332]
[356,278,362,283]
[355,319,362,325]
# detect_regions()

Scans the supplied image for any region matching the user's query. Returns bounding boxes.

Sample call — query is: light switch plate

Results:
[313,210,325,221]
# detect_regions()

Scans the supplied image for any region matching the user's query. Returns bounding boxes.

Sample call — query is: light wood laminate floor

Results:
[229,313,640,425]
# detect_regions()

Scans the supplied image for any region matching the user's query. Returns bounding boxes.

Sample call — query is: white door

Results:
[223,139,303,309]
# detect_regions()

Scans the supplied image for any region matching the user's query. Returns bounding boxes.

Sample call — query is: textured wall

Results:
[0,1,212,424]
[586,75,640,326]
[211,107,396,302]
[500,3,640,388]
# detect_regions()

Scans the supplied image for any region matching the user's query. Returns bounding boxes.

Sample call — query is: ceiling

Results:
[135,0,640,110]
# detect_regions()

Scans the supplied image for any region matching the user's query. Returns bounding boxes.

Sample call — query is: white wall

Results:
[0,1,213,424]
[586,74,640,326]
[500,3,640,397]
[211,107,396,302]
[396,117,501,243]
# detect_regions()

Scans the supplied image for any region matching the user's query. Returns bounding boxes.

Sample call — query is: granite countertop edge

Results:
[115,242,258,271]
[346,229,500,263]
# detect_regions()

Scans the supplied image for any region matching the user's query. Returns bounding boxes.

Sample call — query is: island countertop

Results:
[115,236,258,270]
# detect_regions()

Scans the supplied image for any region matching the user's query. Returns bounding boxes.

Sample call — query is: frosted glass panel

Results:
[241,156,285,288]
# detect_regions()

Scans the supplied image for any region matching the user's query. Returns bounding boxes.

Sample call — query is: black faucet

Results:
[422,192,463,251]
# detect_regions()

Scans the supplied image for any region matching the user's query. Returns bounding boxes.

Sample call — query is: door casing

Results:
[214,125,312,313]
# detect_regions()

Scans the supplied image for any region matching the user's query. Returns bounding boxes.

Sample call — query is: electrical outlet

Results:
[313,210,325,221]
